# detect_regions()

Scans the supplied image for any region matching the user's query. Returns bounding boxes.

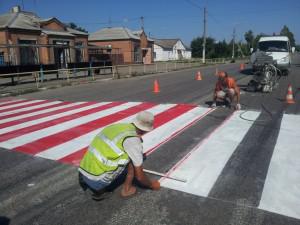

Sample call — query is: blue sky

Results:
[1,0,299,46]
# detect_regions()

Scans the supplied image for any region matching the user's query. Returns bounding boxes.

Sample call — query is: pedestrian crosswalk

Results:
[0,98,299,220]
[0,99,214,165]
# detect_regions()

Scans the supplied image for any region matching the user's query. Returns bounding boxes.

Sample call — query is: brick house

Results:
[0,6,88,68]
[88,27,154,65]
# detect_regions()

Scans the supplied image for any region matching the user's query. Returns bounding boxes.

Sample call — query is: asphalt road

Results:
[0,54,300,225]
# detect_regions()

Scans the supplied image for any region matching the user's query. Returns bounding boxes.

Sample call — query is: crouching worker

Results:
[211,71,241,110]
[78,111,160,200]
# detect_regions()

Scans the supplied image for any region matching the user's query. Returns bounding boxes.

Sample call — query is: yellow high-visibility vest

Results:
[79,123,138,183]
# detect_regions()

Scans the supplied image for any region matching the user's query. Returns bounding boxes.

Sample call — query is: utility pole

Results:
[202,7,206,63]
[232,27,236,60]
[21,0,25,10]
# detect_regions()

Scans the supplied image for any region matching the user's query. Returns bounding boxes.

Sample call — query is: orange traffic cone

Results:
[286,84,295,104]
[239,63,245,71]
[153,79,160,93]
[195,71,202,80]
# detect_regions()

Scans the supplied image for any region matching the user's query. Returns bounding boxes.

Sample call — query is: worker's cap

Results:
[217,71,227,79]
[133,111,154,132]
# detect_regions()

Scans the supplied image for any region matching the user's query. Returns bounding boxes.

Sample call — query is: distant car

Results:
[250,36,295,75]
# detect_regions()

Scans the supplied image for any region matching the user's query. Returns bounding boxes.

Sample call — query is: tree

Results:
[67,22,88,33]
[280,25,295,46]
[214,40,231,58]
[191,37,216,58]
[244,30,254,48]
[191,37,203,58]
[253,33,263,49]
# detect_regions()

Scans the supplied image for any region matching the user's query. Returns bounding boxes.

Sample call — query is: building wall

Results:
[38,34,49,64]
[41,21,65,32]
[154,44,167,61]
[6,31,41,65]
[0,28,88,66]
[89,40,134,64]
[74,36,89,62]
[154,40,191,61]
[0,31,9,63]
[140,32,148,49]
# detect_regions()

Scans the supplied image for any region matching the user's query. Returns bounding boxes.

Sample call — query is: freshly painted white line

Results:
[0,102,139,149]
[0,100,45,110]
[0,101,62,117]
[0,102,110,135]
[0,99,25,106]
[160,110,260,197]
[0,102,85,124]
[37,104,175,160]
[143,106,213,154]
[259,114,300,220]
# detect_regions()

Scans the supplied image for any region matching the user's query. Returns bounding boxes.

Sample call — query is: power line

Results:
[184,0,203,9]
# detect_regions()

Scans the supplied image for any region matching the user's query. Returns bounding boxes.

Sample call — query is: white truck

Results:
[250,36,295,75]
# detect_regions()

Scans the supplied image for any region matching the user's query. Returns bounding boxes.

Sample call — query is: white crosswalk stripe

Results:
[258,114,300,220]
[0,102,138,149]
[0,99,25,106]
[0,100,63,117]
[160,110,261,197]
[0,102,110,135]
[0,99,45,110]
[0,101,86,124]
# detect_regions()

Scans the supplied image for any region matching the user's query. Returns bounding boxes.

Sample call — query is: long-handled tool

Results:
[143,169,187,183]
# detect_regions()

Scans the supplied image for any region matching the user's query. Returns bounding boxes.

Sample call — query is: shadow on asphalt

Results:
[240,68,253,75]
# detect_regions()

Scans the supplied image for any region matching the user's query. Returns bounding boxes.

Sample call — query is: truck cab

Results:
[250,36,295,75]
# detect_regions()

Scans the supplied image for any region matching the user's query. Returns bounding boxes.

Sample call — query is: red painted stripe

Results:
[0,101,94,129]
[59,147,87,166]
[0,101,122,142]
[0,99,32,108]
[15,102,156,155]
[59,104,197,165]
[0,101,70,121]
[0,100,48,113]
[0,97,23,105]
[154,104,196,128]
[160,111,234,183]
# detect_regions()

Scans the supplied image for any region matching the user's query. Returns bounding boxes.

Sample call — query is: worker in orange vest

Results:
[211,71,241,110]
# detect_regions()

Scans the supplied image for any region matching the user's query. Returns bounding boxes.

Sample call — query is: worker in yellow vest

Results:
[78,111,160,200]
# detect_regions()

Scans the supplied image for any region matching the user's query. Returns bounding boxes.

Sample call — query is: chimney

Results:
[11,6,21,13]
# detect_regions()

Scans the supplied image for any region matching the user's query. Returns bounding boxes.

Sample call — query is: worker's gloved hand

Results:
[235,103,241,110]
[211,102,217,108]
[150,180,160,190]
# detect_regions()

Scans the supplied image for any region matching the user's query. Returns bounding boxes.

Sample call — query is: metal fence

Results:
[0,57,236,94]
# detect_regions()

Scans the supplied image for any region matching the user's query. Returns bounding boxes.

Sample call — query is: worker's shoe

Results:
[224,98,232,109]
[120,186,137,198]
[211,102,217,108]
[90,189,112,201]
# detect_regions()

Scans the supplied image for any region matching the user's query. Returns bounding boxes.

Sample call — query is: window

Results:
[19,40,39,65]
[0,52,4,65]
[53,40,69,68]
[75,42,83,63]
[133,44,141,63]
[258,41,288,52]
